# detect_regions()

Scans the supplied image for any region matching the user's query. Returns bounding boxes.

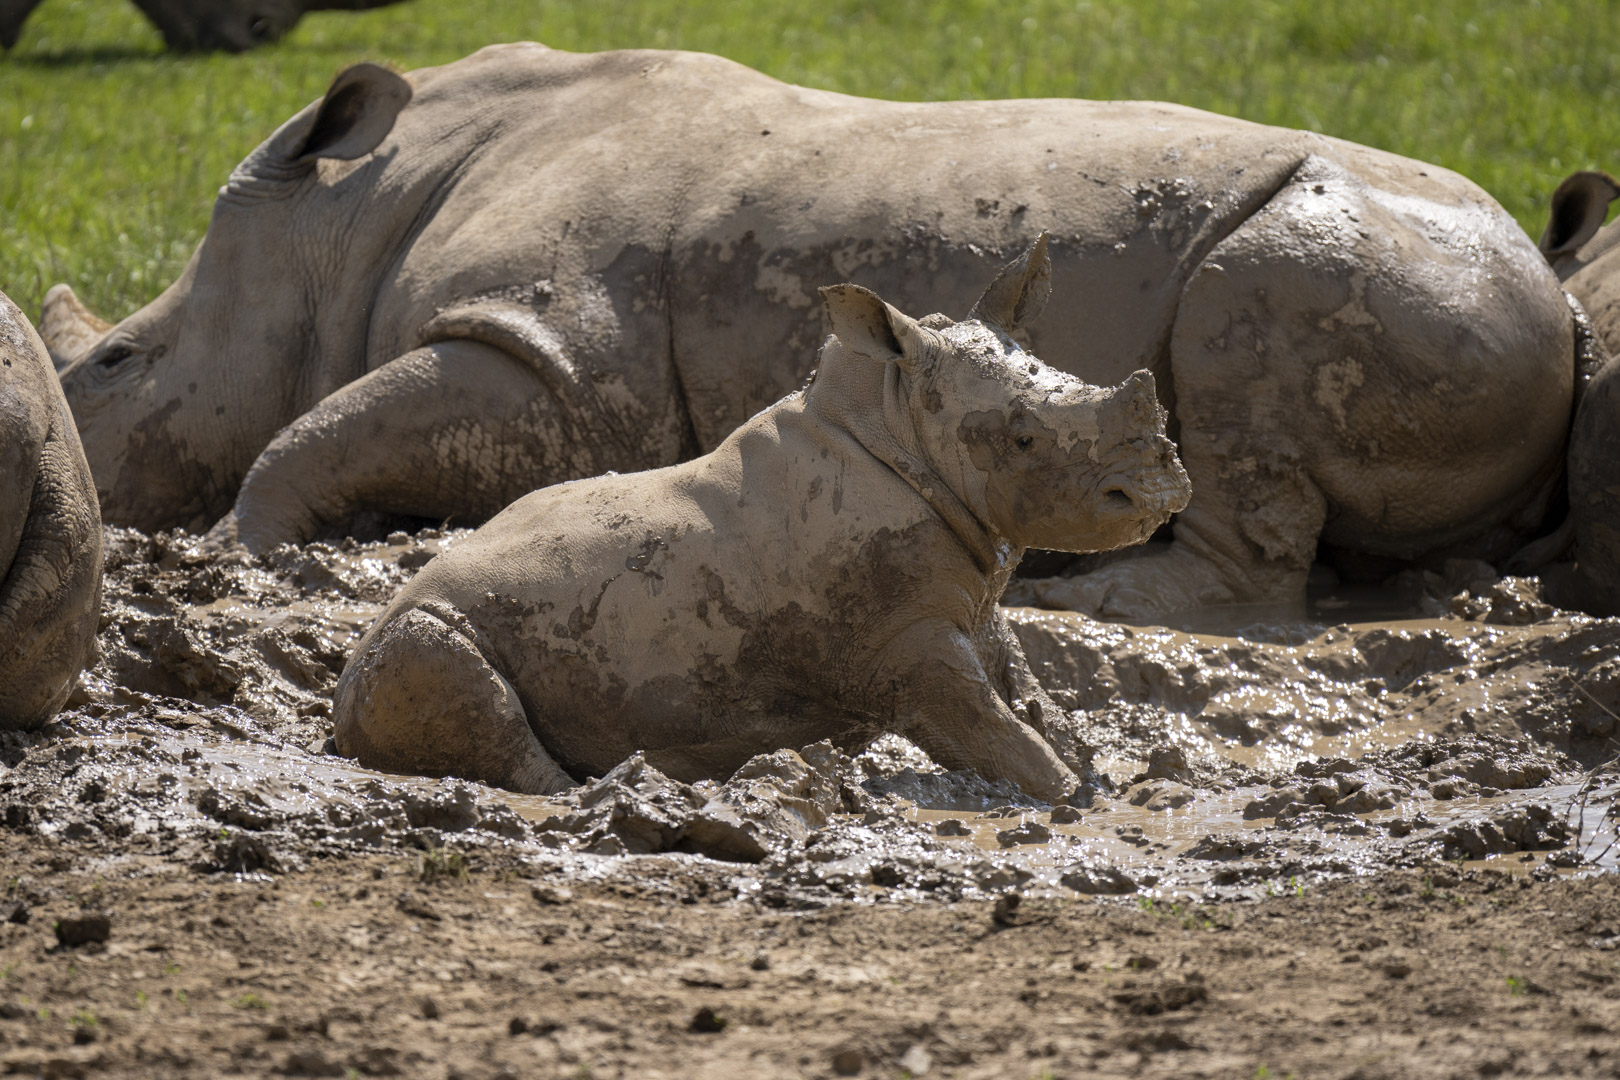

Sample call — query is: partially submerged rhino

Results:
[1538,171,1620,613]
[332,241,1190,799]
[50,44,1575,619]
[0,291,102,730]
[0,0,408,52]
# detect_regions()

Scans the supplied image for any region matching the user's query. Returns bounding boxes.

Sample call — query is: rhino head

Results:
[1,0,411,53]
[821,234,1191,561]
[49,63,411,532]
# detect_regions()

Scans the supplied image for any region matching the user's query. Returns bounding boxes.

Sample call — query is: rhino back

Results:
[386,395,951,778]
[360,47,1314,446]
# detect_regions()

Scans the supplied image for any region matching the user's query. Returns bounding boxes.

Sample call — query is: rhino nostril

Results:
[1102,487,1136,510]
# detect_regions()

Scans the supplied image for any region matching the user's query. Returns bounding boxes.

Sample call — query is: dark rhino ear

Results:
[1540,172,1620,259]
[819,284,932,373]
[969,232,1051,333]
[294,63,412,163]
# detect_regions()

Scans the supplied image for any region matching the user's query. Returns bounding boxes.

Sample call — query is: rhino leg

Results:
[892,622,1077,803]
[1,428,103,730]
[203,340,616,554]
[332,605,574,794]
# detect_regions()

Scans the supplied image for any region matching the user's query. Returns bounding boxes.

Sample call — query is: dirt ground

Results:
[2,838,1619,1080]
[2,528,1619,1078]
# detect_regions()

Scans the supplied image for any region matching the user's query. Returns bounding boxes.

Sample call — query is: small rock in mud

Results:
[1127,781,1195,810]
[934,819,971,837]
[1050,804,1084,824]
[530,884,573,905]
[831,1048,865,1076]
[54,912,110,947]
[395,891,441,922]
[1,900,29,925]
[418,996,440,1020]
[1061,865,1136,895]
[996,820,1052,846]
[688,1005,727,1033]
[991,893,1023,927]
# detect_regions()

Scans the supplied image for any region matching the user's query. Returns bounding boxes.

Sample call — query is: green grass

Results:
[3,0,1619,323]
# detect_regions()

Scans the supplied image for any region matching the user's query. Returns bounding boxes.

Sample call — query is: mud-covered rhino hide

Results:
[0,291,101,730]
[50,44,1575,619]
[0,0,409,52]
[1536,172,1620,614]
[332,240,1190,800]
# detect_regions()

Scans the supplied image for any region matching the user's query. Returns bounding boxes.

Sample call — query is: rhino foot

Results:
[1021,546,1259,622]
[333,604,574,795]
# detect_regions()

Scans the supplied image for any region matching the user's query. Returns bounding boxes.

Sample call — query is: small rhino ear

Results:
[819,284,932,373]
[293,63,412,163]
[969,232,1052,333]
[1540,172,1620,259]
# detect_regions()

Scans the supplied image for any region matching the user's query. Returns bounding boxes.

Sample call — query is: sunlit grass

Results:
[2,0,1617,320]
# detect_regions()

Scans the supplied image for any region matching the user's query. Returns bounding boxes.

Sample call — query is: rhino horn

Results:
[968,231,1052,334]
[819,283,936,373]
[38,284,112,372]
[1540,171,1620,262]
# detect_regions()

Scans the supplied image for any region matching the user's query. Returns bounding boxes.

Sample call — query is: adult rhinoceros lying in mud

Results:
[0,0,408,52]
[0,291,102,730]
[49,44,1576,620]
[331,240,1191,798]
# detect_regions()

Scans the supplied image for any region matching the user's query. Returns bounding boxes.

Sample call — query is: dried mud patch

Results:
[2,528,1618,1074]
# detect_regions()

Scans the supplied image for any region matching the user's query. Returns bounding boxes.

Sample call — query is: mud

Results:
[0,526,1612,902]
[2,526,1618,1076]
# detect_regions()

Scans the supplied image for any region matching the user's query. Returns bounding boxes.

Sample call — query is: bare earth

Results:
[2,528,1618,1079]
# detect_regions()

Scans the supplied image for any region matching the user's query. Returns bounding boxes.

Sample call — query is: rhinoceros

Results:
[0,290,102,730]
[0,0,408,52]
[49,44,1576,620]
[1537,171,1620,613]
[332,240,1190,798]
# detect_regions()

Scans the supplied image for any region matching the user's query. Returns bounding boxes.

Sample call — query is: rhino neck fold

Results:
[815,355,1011,577]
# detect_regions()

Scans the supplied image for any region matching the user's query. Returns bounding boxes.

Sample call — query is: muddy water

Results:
[0,529,1614,904]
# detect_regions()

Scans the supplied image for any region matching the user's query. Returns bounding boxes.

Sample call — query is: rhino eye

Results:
[94,344,136,371]
[1015,434,1035,451]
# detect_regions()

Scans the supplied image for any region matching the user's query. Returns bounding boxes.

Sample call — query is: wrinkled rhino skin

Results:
[0,0,408,52]
[53,44,1573,618]
[1537,172,1620,613]
[332,242,1190,800]
[0,291,102,730]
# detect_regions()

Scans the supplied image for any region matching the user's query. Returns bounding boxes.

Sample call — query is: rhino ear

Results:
[819,284,932,373]
[292,63,412,163]
[969,232,1052,333]
[1540,172,1620,259]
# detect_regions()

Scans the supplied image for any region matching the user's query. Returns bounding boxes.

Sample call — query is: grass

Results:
[3,0,1619,323]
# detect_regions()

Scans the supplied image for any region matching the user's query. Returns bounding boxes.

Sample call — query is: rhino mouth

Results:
[1098,472,1190,523]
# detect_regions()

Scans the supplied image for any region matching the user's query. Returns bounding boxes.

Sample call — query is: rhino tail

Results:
[333,604,574,795]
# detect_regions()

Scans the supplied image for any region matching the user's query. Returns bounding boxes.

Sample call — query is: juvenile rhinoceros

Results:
[332,240,1190,799]
[0,290,102,730]
[49,44,1575,620]
[0,0,408,52]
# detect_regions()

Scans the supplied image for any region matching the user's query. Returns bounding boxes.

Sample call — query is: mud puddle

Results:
[1,528,1616,908]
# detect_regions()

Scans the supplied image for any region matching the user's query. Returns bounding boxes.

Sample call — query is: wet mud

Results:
[0,527,1613,907]
[3,527,1620,1077]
